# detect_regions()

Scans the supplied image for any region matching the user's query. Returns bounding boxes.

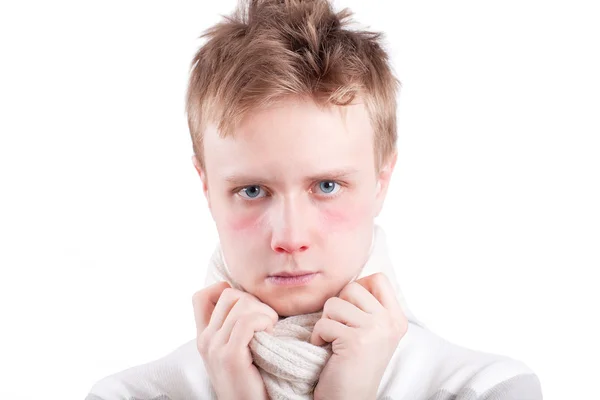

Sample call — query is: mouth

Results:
[269,270,316,277]
[266,272,319,287]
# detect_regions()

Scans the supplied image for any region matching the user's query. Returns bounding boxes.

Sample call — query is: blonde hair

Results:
[186,0,400,170]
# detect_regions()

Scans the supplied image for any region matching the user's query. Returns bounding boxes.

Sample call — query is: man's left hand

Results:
[309,272,409,400]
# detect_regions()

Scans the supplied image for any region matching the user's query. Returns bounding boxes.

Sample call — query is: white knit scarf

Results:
[203,225,419,400]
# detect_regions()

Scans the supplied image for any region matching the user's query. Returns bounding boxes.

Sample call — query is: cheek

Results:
[319,197,372,231]
[224,204,268,233]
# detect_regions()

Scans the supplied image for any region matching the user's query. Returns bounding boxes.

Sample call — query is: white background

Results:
[1,1,598,399]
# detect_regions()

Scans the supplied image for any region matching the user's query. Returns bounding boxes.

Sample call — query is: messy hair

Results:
[186,0,400,170]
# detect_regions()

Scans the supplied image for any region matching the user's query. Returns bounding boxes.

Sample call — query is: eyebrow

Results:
[223,167,359,185]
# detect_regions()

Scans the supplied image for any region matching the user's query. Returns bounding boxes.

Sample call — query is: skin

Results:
[192,95,408,399]
[309,273,407,400]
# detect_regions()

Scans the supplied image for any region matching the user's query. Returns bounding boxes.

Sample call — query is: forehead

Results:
[203,98,375,179]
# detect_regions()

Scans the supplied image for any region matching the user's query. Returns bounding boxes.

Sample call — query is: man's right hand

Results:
[192,282,279,400]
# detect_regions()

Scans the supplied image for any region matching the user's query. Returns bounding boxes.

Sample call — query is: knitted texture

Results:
[251,313,332,399]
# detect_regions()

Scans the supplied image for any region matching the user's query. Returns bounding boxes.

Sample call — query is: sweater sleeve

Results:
[478,373,543,400]
[425,373,543,400]
[84,339,215,400]
[445,364,543,400]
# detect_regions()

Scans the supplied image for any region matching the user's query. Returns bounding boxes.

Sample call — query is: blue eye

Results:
[317,181,340,195]
[238,185,265,199]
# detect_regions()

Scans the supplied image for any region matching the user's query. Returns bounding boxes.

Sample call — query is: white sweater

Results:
[86,227,543,399]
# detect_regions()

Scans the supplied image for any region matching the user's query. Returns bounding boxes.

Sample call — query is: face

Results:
[194,96,396,317]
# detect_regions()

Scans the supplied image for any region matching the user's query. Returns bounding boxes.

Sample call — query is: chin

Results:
[276,303,321,318]
[266,292,328,317]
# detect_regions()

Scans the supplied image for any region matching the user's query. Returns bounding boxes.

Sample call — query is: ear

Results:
[192,154,211,209]
[374,151,398,217]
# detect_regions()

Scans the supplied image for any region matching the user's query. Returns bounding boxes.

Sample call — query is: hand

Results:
[309,273,408,400]
[192,282,279,400]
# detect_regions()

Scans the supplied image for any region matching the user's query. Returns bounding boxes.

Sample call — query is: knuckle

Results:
[338,285,352,299]
[191,289,206,307]
[237,291,254,304]
[323,297,337,312]
[356,332,371,347]
[313,317,325,329]
[263,306,279,322]
[372,272,388,286]
[231,294,253,312]
[341,281,360,296]
[240,294,276,317]
[226,317,246,338]
[235,314,251,329]
[349,334,368,352]
[191,289,202,302]
[218,288,243,305]
[312,318,325,336]
[220,287,237,300]
[237,312,264,329]
[341,281,360,293]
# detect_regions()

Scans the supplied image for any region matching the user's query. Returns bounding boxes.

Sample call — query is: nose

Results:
[270,196,311,254]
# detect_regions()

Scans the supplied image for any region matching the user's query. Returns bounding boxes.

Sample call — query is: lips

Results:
[269,270,316,277]
[266,272,318,287]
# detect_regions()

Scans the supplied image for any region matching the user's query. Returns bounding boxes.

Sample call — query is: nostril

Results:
[273,244,309,253]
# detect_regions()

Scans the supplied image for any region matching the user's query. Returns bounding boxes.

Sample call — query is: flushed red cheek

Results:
[319,200,370,231]
[225,207,267,233]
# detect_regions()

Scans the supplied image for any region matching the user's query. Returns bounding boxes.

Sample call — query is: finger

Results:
[206,287,244,333]
[355,273,403,315]
[218,297,278,343]
[322,297,370,328]
[242,296,279,326]
[192,281,231,334]
[338,280,385,315]
[227,312,275,349]
[310,317,352,346]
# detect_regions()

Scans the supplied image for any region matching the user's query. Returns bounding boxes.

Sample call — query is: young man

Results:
[87,1,542,399]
